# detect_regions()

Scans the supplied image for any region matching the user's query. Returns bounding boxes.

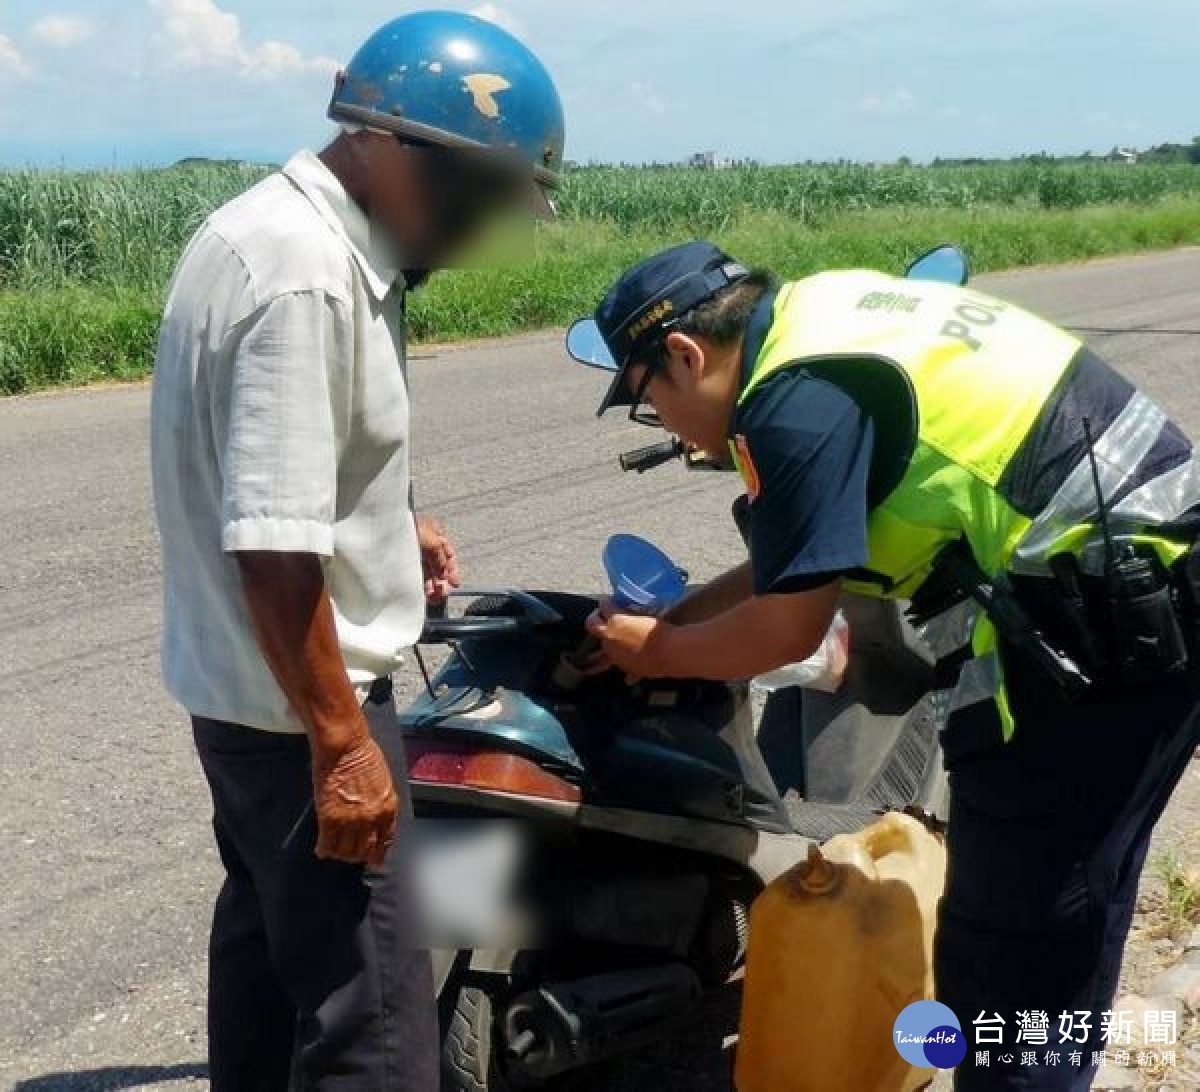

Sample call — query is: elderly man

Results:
[151,12,564,1089]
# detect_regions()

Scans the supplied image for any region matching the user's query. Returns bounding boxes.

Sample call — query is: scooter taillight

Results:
[407,743,582,804]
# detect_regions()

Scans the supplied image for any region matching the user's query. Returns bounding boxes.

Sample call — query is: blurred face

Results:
[625,331,741,456]
[358,134,528,270]
[352,135,427,255]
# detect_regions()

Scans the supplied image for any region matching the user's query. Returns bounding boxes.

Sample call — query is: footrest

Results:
[782,794,886,841]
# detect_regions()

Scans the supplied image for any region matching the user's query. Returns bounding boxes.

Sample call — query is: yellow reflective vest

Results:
[730,272,1198,739]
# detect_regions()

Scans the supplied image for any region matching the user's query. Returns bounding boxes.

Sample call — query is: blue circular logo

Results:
[893,1001,967,1069]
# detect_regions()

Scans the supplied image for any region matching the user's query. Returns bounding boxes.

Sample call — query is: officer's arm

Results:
[665,562,754,626]
[660,579,842,681]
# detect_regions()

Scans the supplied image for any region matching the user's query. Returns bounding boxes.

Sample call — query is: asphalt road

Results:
[2,248,1200,1091]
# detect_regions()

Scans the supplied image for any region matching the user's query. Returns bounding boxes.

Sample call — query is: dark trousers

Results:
[192,689,439,1092]
[934,654,1200,1091]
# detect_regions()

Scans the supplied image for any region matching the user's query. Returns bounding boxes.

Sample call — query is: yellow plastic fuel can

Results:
[736,810,948,1092]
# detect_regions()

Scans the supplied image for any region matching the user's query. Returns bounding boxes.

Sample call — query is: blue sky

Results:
[0,0,1196,167]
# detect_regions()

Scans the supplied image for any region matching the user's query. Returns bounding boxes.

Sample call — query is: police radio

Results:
[1081,417,1189,685]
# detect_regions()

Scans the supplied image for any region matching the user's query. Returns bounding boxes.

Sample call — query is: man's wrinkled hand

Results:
[312,734,398,868]
[417,516,461,605]
[585,602,674,681]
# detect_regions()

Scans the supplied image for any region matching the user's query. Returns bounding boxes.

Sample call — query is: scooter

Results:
[403,247,968,1091]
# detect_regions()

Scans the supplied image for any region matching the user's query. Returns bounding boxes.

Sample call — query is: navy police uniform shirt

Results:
[730,368,875,596]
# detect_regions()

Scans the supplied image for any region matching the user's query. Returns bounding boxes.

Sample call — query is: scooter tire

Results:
[441,978,617,1092]
[443,985,504,1092]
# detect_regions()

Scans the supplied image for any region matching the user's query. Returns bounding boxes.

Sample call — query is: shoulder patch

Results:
[733,434,762,502]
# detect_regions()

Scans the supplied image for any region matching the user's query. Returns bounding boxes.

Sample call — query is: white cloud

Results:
[149,0,339,80]
[0,34,33,79]
[629,81,668,117]
[470,4,526,37]
[856,88,916,116]
[31,15,94,49]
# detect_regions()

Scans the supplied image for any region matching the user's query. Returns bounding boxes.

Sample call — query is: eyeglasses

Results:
[628,363,662,428]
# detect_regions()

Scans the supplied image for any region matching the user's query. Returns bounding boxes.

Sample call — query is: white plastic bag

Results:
[752,610,849,693]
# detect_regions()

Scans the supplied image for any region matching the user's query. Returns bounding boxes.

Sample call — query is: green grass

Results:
[1153,850,1200,938]
[409,198,1200,342]
[0,288,159,394]
[2,161,1200,394]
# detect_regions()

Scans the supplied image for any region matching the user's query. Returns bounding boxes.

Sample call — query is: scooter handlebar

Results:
[619,439,683,474]
[417,588,564,644]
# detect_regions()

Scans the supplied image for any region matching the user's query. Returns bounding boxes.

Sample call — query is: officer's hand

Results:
[417,516,461,605]
[311,732,398,869]
[586,602,673,681]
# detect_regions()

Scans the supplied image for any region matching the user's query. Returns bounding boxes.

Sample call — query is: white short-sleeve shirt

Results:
[151,150,425,733]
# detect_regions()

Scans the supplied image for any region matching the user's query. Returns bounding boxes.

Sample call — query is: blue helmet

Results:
[329,11,565,209]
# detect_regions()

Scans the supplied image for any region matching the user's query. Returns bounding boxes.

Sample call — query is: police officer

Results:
[567,240,1200,1091]
[151,12,564,1090]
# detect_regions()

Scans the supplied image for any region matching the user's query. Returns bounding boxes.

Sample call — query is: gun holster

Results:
[915,541,1094,702]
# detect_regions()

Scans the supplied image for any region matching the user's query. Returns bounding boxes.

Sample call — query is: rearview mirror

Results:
[566,319,617,371]
[905,245,970,286]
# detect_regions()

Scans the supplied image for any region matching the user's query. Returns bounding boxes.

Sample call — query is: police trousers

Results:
[934,651,1200,1091]
[191,685,439,1092]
